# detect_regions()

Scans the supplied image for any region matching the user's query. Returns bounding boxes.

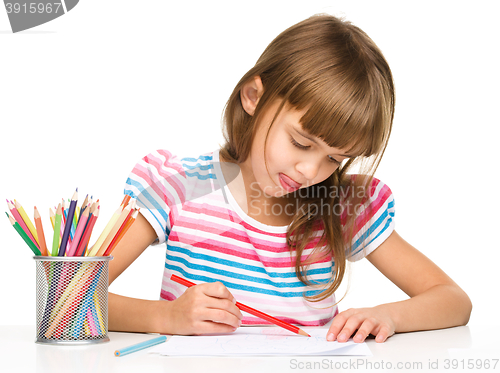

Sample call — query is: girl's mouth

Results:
[279,173,302,192]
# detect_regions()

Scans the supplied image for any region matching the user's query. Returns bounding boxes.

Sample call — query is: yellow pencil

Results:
[95,205,131,256]
[49,208,55,229]
[87,206,122,256]
[14,199,39,245]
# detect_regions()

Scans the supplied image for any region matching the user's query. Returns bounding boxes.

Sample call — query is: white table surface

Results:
[1,325,499,373]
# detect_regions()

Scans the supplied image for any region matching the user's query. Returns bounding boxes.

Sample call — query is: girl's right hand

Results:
[163,282,243,335]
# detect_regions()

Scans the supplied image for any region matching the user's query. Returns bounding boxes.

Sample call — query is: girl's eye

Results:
[328,155,341,165]
[290,136,309,150]
[291,136,340,165]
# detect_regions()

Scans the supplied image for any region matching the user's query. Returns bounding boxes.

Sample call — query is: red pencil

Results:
[170,274,311,337]
[103,209,138,256]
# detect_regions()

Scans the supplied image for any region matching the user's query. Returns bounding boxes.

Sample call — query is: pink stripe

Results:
[183,203,287,238]
[235,292,335,313]
[161,290,177,301]
[169,232,332,268]
[133,164,181,227]
[135,159,186,204]
[183,202,243,224]
[177,216,289,251]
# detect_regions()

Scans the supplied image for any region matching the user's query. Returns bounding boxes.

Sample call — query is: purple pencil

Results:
[58,189,78,256]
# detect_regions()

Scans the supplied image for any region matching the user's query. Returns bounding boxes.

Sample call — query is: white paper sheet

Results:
[151,327,372,356]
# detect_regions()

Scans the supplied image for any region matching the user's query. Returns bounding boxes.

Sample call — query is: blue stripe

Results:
[350,200,395,257]
[182,163,213,171]
[185,171,216,180]
[166,253,330,291]
[167,265,323,298]
[168,244,332,280]
[125,178,170,236]
[182,155,213,162]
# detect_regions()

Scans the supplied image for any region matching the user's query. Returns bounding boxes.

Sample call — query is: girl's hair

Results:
[220,14,395,302]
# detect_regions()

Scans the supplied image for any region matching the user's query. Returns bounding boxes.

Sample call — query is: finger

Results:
[201,282,237,302]
[203,307,242,329]
[336,315,364,343]
[204,297,243,322]
[193,320,239,335]
[353,318,378,343]
[200,282,243,320]
[326,309,354,341]
[374,325,393,343]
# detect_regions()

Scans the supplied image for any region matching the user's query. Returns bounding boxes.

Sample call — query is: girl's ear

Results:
[240,75,264,116]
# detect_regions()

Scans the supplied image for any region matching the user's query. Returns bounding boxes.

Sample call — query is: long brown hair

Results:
[220,14,395,301]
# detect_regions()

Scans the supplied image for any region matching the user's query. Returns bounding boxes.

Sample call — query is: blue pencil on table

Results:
[114,335,167,357]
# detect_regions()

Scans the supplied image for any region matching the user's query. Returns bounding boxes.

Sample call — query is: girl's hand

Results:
[326,306,396,343]
[165,282,243,335]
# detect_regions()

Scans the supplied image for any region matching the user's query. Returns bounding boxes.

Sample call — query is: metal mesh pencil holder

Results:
[34,256,112,345]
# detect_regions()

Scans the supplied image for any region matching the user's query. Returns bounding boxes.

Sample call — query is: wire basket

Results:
[34,256,112,345]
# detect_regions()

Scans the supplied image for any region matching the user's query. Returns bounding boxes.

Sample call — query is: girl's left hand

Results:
[326,305,396,343]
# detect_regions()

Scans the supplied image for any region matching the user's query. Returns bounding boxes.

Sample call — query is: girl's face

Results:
[241,100,352,198]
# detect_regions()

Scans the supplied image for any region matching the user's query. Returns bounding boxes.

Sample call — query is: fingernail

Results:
[338,333,346,342]
[327,333,335,341]
[354,333,363,342]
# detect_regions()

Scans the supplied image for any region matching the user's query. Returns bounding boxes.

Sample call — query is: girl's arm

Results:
[326,230,472,343]
[108,212,242,334]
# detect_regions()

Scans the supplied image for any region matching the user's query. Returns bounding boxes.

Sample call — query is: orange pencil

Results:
[121,195,131,208]
[103,209,139,256]
[170,274,311,337]
[34,207,48,256]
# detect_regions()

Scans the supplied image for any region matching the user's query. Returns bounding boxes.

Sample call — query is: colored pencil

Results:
[6,212,42,255]
[103,209,139,256]
[87,206,122,256]
[170,274,311,337]
[52,203,63,256]
[73,206,80,232]
[14,199,39,245]
[79,194,89,219]
[96,205,132,256]
[59,189,78,256]
[34,207,48,256]
[114,335,167,357]
[67,206,90,256]
[120,194,131,208]
[49,208,55,229]
[74,207,99,257]
[7,200,39,249]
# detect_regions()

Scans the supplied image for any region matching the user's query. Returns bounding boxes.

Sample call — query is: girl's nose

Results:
[295,159,320,182]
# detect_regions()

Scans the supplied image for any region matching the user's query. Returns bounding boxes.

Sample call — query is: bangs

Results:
[287,69,392,159]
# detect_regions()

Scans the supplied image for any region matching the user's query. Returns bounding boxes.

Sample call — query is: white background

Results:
[1,1,498,329]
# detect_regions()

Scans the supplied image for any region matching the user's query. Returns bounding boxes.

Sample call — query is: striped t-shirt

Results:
[124,149,395,326]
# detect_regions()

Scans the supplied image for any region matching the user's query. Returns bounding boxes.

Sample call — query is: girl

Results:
[108,14,471,343]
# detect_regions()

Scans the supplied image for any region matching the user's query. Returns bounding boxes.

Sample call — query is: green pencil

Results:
[7,212,41,255]
[52,203,63,256]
